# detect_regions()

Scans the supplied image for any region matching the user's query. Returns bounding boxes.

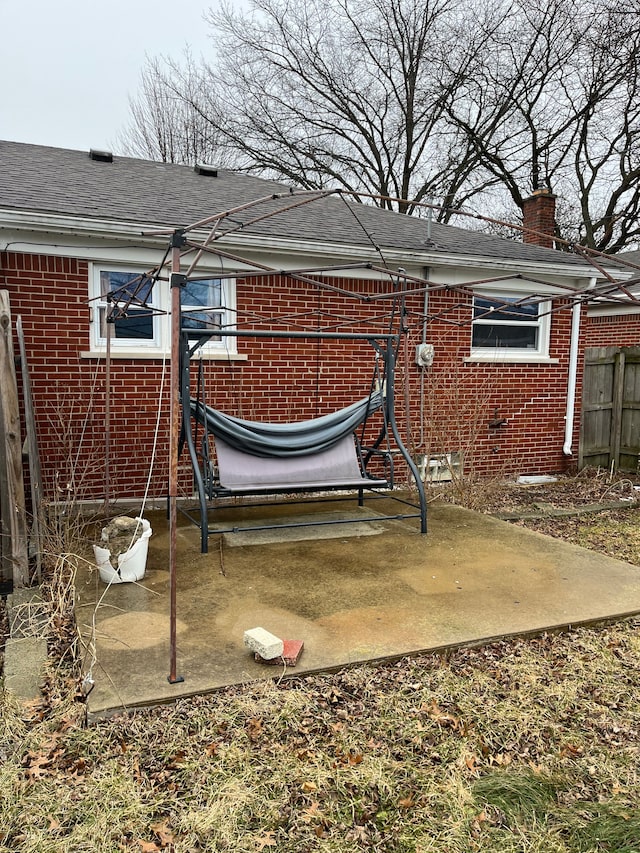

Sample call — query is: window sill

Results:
[464,354,559,365]
[81,350,248,361]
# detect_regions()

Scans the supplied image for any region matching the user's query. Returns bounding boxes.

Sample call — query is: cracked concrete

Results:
[3,588,48,702]
[74,497,640,720]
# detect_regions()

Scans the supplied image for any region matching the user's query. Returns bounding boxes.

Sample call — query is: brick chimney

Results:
[522,188,556,249]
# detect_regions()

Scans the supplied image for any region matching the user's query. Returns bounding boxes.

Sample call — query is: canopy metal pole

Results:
[104,318,111,512]
[168,232,185,684]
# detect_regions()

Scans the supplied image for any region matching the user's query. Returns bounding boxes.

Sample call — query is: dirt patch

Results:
[432,468,640,516]
[97,516,147,564]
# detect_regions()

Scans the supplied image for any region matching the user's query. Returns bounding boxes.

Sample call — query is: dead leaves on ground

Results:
[11,602,640,852]
[114,820,177,852]
[22,732,88,784]
[141,821,176,850]
[246,716,264,742]
[422,699,470,734]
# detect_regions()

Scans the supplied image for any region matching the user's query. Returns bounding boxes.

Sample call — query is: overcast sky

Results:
[0,0,217,153]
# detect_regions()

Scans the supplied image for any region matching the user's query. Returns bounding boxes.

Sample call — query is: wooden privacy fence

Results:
[579,346,640,473]
[0,291,28,585]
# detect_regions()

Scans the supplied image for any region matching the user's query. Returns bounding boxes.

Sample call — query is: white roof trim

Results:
[0,207,603,283]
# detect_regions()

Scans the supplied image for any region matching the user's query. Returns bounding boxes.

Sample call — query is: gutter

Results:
[0,208,601,279]
[563,277,596,456]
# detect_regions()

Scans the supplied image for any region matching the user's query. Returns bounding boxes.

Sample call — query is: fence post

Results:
[0,291,29,586]
[17,315,44,582]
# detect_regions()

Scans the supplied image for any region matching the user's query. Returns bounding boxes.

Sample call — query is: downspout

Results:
[563,278,595,456]
[418,192,436,448]
[419,267,430,448]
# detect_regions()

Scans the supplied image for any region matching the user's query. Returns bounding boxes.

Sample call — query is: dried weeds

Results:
[1,615,639,852]
[3,469,640,851]
[433,466,640,515]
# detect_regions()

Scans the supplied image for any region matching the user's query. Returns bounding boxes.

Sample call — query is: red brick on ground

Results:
[255,640,305,667]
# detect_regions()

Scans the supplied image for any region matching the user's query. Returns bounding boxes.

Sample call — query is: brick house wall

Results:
[584,313,640,348]
[412,293,583,478]
[1,250,580,504]
[1,251,173,502]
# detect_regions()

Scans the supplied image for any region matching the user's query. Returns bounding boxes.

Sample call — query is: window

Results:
[97,270,159,347]
[416,452,462,483]
[180,278,223,340]
[90,265,235,355]
[470,292,550,360]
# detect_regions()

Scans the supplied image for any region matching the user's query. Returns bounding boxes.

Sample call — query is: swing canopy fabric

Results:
[191,391,383,458]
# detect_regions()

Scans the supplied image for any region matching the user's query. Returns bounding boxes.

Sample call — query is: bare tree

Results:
[446,0,640,251]
[204,0,501,214]
[118,53,231,166]
[119,0,501,215]
[118,0,640,251]
[569,0,640,251]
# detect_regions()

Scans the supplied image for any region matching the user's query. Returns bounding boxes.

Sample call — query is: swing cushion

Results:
[215,433,388,493]
[191,392,383,458]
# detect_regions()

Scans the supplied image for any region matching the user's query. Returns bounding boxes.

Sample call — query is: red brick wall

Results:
[408,292,583,477]
[584,314,640,348]
[1,251,580,502]
[522,189,556,249]
[1,251,172,502]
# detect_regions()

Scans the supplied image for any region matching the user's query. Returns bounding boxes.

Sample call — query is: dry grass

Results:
[432,467,640,515]
[3,471,640,851]
[2,619,640,852]
[520,508,640,567]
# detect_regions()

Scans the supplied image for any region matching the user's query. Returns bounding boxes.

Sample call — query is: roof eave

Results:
[0,208,604,282]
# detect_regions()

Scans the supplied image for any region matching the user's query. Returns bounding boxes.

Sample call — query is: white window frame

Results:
[469,290,552,363]
[92,267,161,351]
[89,263,237,357]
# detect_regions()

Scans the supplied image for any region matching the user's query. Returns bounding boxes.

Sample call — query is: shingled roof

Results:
[0,140,588,269]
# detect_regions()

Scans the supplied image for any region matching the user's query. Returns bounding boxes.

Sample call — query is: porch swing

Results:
[178,320,427,553]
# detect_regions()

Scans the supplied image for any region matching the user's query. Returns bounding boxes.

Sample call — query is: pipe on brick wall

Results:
[563,278,596,456]
[419,267,430,448]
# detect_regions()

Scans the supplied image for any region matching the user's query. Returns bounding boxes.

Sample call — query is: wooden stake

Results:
[16,315,44,582]
[0,292,29,586]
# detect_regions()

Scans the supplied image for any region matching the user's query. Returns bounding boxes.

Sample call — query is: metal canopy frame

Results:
[98,191,640,685]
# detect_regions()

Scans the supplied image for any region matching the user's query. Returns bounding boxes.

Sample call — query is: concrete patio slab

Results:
[74,498,640,720]
[221,508,387,546]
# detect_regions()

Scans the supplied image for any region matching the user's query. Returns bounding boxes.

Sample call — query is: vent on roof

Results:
[89,149,113,163]
[194,163,218,177]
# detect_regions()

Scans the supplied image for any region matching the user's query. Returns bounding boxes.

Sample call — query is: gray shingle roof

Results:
[0,140,587,269]
[615,249,640,268]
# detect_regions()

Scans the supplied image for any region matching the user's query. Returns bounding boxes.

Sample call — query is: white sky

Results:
[0,0,217,153]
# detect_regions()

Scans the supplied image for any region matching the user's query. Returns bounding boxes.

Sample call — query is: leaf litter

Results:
[2,470,640,851]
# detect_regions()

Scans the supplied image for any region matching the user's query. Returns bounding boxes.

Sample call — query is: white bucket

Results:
[93,517,152,584]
